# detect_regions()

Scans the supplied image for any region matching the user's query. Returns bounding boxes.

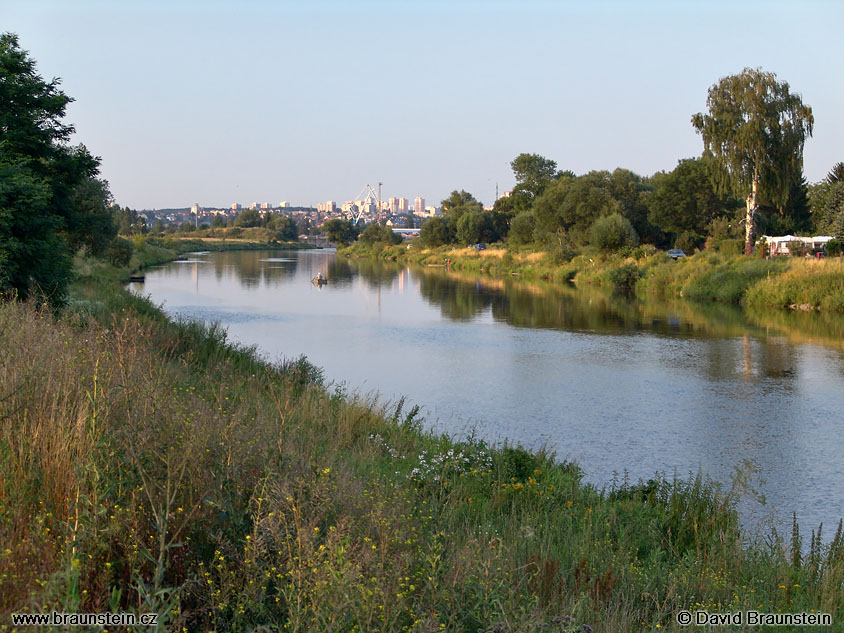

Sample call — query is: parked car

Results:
[473,243,486,250]
[667,249,686,259]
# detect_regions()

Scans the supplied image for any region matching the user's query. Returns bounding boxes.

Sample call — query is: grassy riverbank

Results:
[345,242,844,311]
[1,267,842,632]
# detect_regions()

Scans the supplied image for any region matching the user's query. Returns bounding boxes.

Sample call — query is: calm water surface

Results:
[132,249,844,536]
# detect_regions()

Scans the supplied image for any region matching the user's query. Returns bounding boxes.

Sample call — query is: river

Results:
[131,248,844,538]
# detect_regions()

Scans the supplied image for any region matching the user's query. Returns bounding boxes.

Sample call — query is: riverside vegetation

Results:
[1,258,843,632]
[345,241,844,312]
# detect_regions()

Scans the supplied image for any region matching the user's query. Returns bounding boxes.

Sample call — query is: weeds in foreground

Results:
[1,288,842,632]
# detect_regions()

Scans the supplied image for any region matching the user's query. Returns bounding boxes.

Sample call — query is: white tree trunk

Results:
[744,171,759,256]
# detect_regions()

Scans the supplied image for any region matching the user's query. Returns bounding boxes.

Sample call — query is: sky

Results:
[4,0,843,210]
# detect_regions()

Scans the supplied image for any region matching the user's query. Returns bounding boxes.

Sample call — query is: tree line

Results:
[412,68,837,257]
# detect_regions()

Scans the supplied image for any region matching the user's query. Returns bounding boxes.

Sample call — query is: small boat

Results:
[312,273,328,286]
[129,275,145,282]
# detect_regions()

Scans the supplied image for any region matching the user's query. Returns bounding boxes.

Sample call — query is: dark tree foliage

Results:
[589,213,638,251]
[420,216,456,247]
[648,158,739,236]
[811,181,844,235]
[233,208,262,228]
[441,190,479,212]
[456,211,508,245]
[0,33,114,304]
[321,218,358,246]
[509,153,559,213]
[113,205,148,235]
[826,162,844,185]
[533,172,617,244]
[605,168,657,242]
[359,223,401,246]
[441,190,483,224]
[757,174,812,235]
[267,213,298,241]
[508,211,536,246]
[492,194,515,216]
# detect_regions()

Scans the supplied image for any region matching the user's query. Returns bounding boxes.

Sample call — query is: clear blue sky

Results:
[4,0,843,210]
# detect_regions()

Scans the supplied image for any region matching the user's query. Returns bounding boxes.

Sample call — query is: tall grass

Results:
[1,283,842,632]
[745,258,844,310]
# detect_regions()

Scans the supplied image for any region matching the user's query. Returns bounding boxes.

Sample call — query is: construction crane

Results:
[345,183,381,224]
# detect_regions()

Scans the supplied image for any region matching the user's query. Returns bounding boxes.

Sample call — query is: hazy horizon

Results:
[5,0,842,210]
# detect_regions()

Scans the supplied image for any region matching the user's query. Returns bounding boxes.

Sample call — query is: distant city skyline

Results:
[4,0,842,210]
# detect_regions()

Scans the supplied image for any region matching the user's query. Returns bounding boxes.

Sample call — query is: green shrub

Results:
[630,244,657,260]
[712,238,743,256]
[787,240,806,257]
[106,236,134,266]
[826,239,842,257]
[589,213,639,251]
[508,211,536,246]
[608,262,640,288]
[674,230,701,254]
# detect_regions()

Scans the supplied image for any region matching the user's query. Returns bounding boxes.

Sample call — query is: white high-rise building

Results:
[388,197,400,214]
[231,203,241,211]
[398,197,409,213]
[414,197,425,216]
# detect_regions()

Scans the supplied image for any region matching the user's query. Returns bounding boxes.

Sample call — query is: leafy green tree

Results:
[648,158,738,236]
[441,190,483,223]
[455,211,507,245]
[533,172,617,244]
[234,208,262,228]
[674,231,701,253]
[112,204,147,236]
[758,174,812,235]
[589,213,638,251]
[810,181,844,234]
[605,168,655,241]
[211,214,226,228]
[321,218,358,246]
[106,236,134,266]
[509,153,559,212]
[441,190,478,212]
[420,216,456,247]
[492,194,515,216]
[508,211,536,246]
[826,162,844,185]
[267,213,298,241]
[692,67,813,254]
[0,32,115,303]
[359,223,401,246]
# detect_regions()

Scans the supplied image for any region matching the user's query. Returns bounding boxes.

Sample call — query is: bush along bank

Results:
[344,241,844,311]
[1,277,842,632]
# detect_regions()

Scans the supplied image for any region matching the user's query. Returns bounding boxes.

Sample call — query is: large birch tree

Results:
[691,68,813,255]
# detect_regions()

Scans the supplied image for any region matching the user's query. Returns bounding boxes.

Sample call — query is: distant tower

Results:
[414,196,425,216]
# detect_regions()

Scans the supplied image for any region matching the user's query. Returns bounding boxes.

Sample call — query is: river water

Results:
[131,248,844,538]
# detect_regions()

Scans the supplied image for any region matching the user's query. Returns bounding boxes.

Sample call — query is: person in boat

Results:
[316,272,325,281]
